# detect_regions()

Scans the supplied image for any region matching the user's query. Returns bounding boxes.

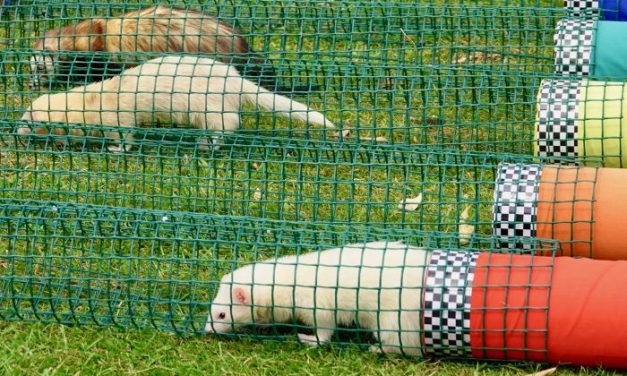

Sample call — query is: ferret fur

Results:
[19,56,334,152]
[30,6,275,88]
[205,241,427,356]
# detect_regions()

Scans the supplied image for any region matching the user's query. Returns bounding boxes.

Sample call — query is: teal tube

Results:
[554,19,627,79]
[592,21,627,78]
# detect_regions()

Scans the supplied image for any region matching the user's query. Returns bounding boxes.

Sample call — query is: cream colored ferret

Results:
[205,241,427,355]
[30,6,265,87]
[19,56,334,152]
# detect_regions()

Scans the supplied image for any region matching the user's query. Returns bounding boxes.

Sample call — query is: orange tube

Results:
[470,252,627,368]
[494,163,627,260]
[535,165,595,258]
[537,165,627,259]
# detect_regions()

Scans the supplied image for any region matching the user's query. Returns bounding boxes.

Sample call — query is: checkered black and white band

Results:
[564,0,600,16]
[423,249,479,357]
[492,163,542,250]
[554,19,595,76]
[536,79,580,161]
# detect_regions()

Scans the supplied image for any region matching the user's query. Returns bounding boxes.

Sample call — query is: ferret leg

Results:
[369,313,403,355]
[198,134,224,151]
[105,122,135,153]
[369,343,402,355]
[196,112,240,151]
[107,133,135,153]
[297,310,336,346]
[370,331,403,354]
[53,127,73,149]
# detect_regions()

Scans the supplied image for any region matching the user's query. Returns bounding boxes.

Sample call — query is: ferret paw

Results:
[297,333,322,347]
[369,345,383,354]
[369,344,402,355]
[198,137,222,151]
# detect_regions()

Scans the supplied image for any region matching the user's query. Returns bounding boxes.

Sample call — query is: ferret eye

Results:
[218,312,226,320]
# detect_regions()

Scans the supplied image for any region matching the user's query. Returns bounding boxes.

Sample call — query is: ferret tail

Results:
[240,77,334,129]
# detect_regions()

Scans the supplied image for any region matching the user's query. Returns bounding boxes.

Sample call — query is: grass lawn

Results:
[0,0,618,375]
[1,323,621,376]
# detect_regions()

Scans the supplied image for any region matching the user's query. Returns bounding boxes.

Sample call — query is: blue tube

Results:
[601,0,627,21]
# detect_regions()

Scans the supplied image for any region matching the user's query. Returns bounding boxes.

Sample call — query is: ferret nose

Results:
[204,322,214,333]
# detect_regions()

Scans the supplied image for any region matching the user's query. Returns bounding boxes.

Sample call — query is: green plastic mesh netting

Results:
[0,0,596,358]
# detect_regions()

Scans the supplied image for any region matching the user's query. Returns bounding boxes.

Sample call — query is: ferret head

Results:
[29,51,56,89]
[30,29,63,88]
[205,271,254,334]
[19,93,70,136]
[30,20,105,88]
[20,95,52,134]
[205,265,275,334]
[21,93,67,120]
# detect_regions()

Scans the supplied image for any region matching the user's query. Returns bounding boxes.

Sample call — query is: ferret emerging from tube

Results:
[30,6,280,90]
[19,56,334,152]
[205,241,427,355]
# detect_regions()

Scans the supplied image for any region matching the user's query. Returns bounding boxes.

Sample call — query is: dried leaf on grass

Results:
[400,28,418,48]
[425,117,443,126]
[458,206,475,245]
[253,188,262,201]
[524,367,557,376]
[398,194,423,211]
[458,224,475,246]
[454,51,503,64]
[363,136,389,143]
[460,206,470,221]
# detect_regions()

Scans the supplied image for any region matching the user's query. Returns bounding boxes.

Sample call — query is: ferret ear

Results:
[72,19,105,51]
[91,19,105,35]
[232,287,248,305]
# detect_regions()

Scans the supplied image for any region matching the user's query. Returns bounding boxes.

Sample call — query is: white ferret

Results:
[19,56,334,152]
[30,6,274,88]
[205,241,428,355]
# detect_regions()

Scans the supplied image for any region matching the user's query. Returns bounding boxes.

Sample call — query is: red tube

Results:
[470,252,627,368]
[470,253,551,363]
[547,256,627,368]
